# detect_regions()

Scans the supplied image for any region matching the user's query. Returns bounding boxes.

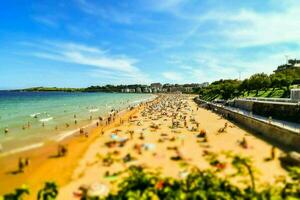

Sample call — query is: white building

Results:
[136,87,142,93]
[291,89,300,102]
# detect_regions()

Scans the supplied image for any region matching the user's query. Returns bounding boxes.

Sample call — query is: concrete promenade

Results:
[196,98,300,134]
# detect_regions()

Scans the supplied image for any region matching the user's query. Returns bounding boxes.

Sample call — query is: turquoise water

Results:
[0,91,154,153]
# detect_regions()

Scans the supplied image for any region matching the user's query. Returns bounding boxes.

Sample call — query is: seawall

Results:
[195,98,300,152]
[229,99,300,123]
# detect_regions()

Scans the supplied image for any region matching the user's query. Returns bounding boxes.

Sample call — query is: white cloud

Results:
[162,71,183,81]
[199,1,300,47]
[148,0,185,11]
[30,41,138,73]
[155,0,300,83]
[76,0,134,24]
[32,15,58,27]
[23,40,150,83]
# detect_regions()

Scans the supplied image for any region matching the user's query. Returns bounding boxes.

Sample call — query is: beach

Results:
[0,99,145,198]
[0,94,288,199]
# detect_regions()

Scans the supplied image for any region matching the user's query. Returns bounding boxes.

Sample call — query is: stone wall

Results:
[194,98,300,152]
[232,99,300,123]
[233,99,254,111]
[253,102,300,123]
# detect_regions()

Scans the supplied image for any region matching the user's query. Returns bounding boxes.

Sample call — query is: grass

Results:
[201,88,288,101]
[240,88,286,98]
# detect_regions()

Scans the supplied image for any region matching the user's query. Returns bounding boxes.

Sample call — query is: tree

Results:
[220,81,240,100]
[239,79,250,95]
[280,75,293,90]
[270,74,282,89]
[248,73,271,95]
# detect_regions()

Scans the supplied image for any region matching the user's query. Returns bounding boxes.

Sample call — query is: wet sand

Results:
[56,94,287,199]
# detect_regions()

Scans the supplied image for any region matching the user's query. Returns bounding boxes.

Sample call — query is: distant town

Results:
[20,82,209,94]
[119,82,209,93]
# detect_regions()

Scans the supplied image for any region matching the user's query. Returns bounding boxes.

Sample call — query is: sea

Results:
[0,91,154,155]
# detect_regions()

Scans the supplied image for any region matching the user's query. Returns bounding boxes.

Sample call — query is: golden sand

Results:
[0,95,287,199]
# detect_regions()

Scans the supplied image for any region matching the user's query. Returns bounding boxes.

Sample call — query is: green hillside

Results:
[199,67,300,101]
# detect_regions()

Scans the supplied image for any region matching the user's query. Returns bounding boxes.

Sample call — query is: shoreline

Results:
[0,95,158,197]
[0,94,156,158]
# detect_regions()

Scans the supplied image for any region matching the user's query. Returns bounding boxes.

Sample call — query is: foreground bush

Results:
[1,165,299,199]
[105,166,299,200]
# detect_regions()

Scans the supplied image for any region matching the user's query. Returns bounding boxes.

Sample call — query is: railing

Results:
[237,97,298,103]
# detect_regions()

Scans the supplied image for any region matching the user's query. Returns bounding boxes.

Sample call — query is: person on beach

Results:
[24,157,30,167]
[58,145,68,157]
[271,146,276,160]
[85,131,89,138]
[240,137,248,149]
[18,158,26,172]
[99,116,103,122]
[80,128,84,135]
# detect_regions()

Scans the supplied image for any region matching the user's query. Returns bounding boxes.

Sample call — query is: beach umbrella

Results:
[88,183,109,198]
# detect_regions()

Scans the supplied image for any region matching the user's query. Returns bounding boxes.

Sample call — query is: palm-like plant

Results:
[37,182,58,200]
[2,185,29,200]
[232,155,256,193]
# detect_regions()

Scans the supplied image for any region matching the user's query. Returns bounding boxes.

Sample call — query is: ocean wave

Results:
[89,108,99,113]
[39,117,53,122]
[0,142,44,157]
[54,129,79,142]
[30,113,41,118]
[53,121,95,142]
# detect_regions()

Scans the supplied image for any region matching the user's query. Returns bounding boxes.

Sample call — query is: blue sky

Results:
[1,0,300,89]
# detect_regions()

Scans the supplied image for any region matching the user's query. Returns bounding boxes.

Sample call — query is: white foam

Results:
[30,113,41,117]
[89,108,99,113]
[0,142,44,157]
[54,129,80,142]
[53,121,96,142]
[39,117,53,122]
